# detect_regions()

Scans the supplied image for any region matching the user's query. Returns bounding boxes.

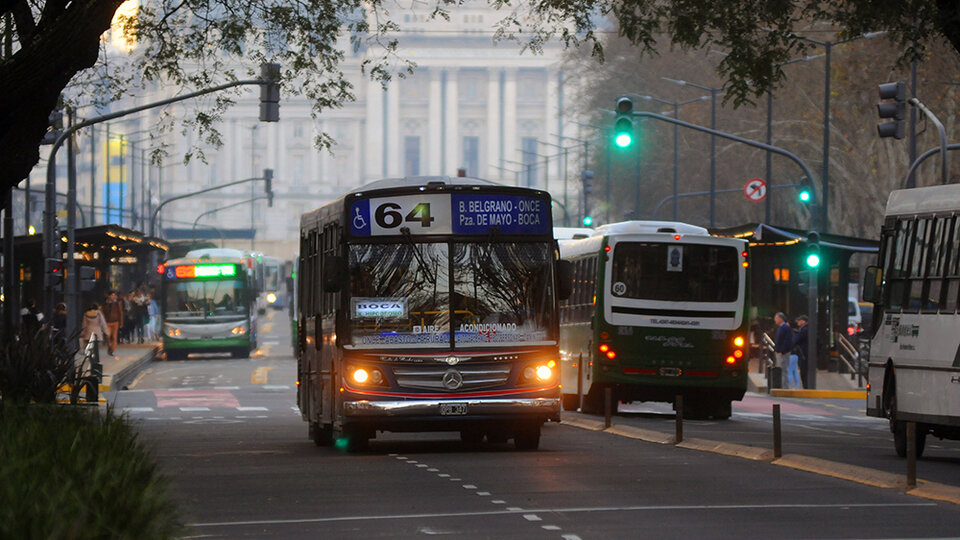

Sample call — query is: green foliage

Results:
[0,405,181,539]
[0,325,78,405]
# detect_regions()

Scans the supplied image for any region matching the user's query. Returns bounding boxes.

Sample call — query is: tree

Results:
[3,0,959,198]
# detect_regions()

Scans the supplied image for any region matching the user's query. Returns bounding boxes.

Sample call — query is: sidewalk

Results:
[96,341,160,392]
[747,354,866,398]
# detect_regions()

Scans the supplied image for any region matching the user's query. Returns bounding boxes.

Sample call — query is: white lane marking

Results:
[438,474,450,478]
[123,407,155,413]
[449,478,461,481]
[476,492,490,496]
[262,385,290,390]
[187,502,939,528]
[542,525,561,530]
[506,507,524,512]
[463,484,476,489]
[427,468,439,472]
[523,514,542,522]
[181,407,210,412]
[562,535,583,540]
[237,407,269,412]
[214,386,240,390]
[491,500,506,505]
[416,464,428,468]
[795,424,861,436]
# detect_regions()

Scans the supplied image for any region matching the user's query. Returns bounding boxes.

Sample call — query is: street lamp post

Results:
[787,31,886,232]
[661,77,724,227]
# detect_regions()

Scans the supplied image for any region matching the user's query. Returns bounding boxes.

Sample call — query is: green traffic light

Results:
[582,216,594,226]
[799,190,811,203]
[614,133,632,148]
[806,253,820,267]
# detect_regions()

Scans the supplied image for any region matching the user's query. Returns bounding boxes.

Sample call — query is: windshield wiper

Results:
[400,227,436,284]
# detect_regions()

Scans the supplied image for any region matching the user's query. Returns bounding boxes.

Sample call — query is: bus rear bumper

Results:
[343,397,560,421]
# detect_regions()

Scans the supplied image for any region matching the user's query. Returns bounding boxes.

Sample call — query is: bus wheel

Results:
[310,422,333,447]
[580,388,604,415]
[711,400,733,420]
[561,394,579,411]
[231,349,250,359]
[165,350,185,361]
[513,423,541,450]
[891,395,926,458]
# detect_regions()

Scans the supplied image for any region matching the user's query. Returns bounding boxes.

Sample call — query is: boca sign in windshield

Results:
[349,193,550,237]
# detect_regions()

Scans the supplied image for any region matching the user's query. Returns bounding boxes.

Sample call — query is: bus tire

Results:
[513,423,541,450]
[561,394,579,411]
[165,350,185,361]
[231,349,250,359]
[334,426,370,453]
[890,394,926,458]
[310,422,333,447]
[710,399,733,420]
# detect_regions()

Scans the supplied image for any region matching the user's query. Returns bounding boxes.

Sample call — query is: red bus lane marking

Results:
[155,389,241,409]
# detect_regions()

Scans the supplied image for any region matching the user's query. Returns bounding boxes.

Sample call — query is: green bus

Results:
[559,221,749,419]
[160,248,258,360]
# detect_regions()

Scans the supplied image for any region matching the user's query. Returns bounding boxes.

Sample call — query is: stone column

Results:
[428,69,443,175]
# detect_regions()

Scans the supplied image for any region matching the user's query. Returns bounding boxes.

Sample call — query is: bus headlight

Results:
[521,361,557,384]
[231,326,246,335]
[352,368,369,384]
[535,364,553,381]
[166,327,181,338]
[266,292,277,304]
[346,365,387,387]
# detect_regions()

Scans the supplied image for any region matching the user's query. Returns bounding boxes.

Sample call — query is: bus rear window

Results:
[610,242,739,302]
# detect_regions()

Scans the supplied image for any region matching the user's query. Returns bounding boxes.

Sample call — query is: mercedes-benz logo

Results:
[442,369,464,390]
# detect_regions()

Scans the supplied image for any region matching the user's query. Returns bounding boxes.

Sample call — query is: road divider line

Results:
[250,366,274,385]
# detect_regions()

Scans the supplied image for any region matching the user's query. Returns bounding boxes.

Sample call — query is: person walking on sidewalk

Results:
[80,302,110,355]
[793,315,810,389]
[102,290,124,356]
[773,312,793,389]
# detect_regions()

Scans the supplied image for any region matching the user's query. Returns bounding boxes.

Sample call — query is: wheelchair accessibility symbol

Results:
[350,201,371,236]
[353,207,367,230]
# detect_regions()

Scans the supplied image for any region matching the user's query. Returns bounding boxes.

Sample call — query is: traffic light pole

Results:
[807,267,818,390]
[626,110,818,224]
[43,75,274,319]
[150,173,273,238]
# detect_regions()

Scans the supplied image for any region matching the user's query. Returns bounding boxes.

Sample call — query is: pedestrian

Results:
[51,302,68,333]
[102,290,124,356]
[20,298,44,334]
[793,315,810,389]
[145,291,159,341]
[773,312,793,389]
[80,302,110,355]
[132,289,148,343]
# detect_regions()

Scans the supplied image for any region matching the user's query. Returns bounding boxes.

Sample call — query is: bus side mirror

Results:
[863,266,882,304]
[323,255,347,293]
[556,260,573,301]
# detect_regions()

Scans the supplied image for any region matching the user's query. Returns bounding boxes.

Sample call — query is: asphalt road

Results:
[107,310,960,538]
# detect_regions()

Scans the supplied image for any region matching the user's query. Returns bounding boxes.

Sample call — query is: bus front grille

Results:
[392,365,512,391]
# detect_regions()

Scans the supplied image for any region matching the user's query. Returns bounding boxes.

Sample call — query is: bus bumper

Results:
[343,397,560,421]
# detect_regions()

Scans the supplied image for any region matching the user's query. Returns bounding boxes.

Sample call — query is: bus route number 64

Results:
[375,202,435,229]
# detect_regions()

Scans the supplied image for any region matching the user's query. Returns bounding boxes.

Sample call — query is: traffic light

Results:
[805,232,821,268]
[79,265,97,292]
[259,62,281,122]
[44,258,64,288]
[581,170,594,194]
[41,109,63,145]
[582,215,594,226]
[263,168,274,207]
[614,97,634,148]
[798,177,813,204]
[877,81,906,140]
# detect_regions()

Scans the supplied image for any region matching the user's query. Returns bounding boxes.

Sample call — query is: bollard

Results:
[773,404,782,458]
[906,422,917,488]
[86,335,101,403]
[675,395,683,443]
[577,353,584,412]
[604,387,612,429]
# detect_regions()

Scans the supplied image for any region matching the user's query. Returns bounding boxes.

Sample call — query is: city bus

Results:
[160,248,258,360]
[559,221,750,419]
[864,184,960,457]
[297,176,570,451]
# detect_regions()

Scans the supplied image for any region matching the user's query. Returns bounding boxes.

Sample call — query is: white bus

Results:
[864,184,960,457]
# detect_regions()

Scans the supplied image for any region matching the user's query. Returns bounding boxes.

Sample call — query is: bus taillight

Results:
[733,336,745,347]
[606,350,617,360]
[599,343,610,353]
[725,356,736,364]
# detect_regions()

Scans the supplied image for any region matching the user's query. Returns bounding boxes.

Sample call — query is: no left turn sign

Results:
[744,178,766,202]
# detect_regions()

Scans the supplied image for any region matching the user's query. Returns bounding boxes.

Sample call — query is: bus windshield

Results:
[347,241,555,348]
[611,242,740,303]
[165,279,248,320]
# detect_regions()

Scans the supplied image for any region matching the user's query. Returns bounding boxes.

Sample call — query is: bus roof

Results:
[347,175,504,195]
[595,220,710,236]
[553,227,594,240]
[167,247,250,266]
[886,185,960,217]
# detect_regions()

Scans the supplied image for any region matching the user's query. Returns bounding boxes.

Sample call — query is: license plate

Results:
[439,402,468,416]
[659,367,681,377]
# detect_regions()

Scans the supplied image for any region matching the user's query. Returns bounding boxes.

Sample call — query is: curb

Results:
[769,389,866,399]
[102,346,159,392]
[560,415,960,505]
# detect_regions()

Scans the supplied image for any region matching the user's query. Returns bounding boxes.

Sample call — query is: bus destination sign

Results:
[350,193,550,236]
